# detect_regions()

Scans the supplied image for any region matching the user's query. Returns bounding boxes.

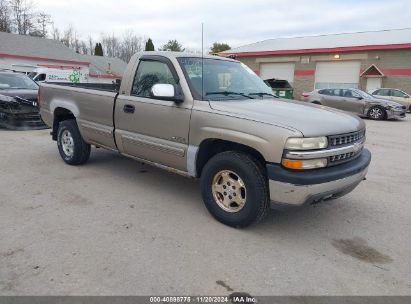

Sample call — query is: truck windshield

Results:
[0,73,39,90]
[177,57,272,101]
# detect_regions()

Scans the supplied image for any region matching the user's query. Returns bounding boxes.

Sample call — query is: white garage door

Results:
[260,62,295,84]
[315,61,361,89]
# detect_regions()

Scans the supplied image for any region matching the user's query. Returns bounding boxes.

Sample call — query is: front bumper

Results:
[0,103,47,130]
[267,148,371,206]
[386,108,406,119]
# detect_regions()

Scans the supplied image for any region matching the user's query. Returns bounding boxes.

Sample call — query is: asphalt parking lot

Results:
[0,118,410,296]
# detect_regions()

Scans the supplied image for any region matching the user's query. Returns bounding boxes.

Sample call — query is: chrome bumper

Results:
[267,149,371,206]
[269,168,367,205]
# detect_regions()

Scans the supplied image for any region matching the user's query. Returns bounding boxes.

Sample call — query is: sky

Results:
[35,0,411,50]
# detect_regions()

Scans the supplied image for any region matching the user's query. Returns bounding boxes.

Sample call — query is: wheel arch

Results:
[52,107,76,140]
[194,138,267,178]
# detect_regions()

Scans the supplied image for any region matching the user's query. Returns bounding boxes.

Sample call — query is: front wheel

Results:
[367,106,386,120]
[57,119,91,165]
[200,151,269,228]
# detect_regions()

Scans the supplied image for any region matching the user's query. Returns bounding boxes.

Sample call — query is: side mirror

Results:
[150,84,183,103]
[356,96,363,100]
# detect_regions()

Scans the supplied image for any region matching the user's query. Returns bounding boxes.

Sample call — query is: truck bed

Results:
[39,82,119,150]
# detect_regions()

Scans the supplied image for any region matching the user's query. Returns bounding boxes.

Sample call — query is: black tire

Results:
[200,151,269,228]
[367,106,387,120]
[312,101,322,105]
[57,119,91,165]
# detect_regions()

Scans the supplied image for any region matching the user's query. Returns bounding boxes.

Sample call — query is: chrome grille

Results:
[329,130,365,147]
[328,130,365,165]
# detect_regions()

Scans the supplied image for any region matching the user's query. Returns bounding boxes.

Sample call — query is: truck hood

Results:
[209,98,365,137]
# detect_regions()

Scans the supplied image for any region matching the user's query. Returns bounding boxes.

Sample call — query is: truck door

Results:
[114,56,192,172]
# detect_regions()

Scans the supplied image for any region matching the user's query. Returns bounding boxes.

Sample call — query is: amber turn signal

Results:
[281,158,328,170]
[282,159,303,169]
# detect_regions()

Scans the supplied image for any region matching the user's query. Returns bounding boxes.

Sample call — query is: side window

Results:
[377,89,390,96]
[373,89,381,95]
[319,89,329,95]
[351,90,361,98]
[331,89,341,96]
[392,90,406,97]
[36,74,46,81]
[341,89,354,98]
[131,60,177,97]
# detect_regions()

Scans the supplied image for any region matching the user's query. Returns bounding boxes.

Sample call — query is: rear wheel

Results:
[367,106,386,120]
[57,119,90,165]
[200,151,269,228]
[312,101,322,105]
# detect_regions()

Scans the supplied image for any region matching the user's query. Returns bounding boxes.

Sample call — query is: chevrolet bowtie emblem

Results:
[353,142,362,153]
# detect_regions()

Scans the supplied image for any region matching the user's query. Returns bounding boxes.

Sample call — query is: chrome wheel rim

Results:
[212,170,247,213]
[61,130,74,157]
[370,108,382,119]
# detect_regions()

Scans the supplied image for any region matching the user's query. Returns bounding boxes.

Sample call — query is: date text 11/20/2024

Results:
[149,296,256,303]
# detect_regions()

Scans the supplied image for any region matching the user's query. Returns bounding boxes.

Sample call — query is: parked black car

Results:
[0,71,47,130]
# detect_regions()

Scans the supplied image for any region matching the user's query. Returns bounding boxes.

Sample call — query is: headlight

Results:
[285,137,328,150]
[282,158,328,170]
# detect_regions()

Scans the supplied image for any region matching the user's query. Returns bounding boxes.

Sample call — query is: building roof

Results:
[0,31,89,64]
[224,28,411,57]
[0,32,126,77]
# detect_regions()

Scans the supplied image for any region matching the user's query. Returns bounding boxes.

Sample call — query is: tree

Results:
[51,23,60,40]
[120,30,143,62]
[101,33,119,57]
[211,42,231,53]
[9,0,36,35]
[87,35,94,55]
[0,0,12,33]
[94,43,103,56]
[145,38,154,51]
[36,12,51,37]
[159,39,184,52]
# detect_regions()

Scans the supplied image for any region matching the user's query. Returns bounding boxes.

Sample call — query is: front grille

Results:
[327,129,365,166]
[329,130,365,147]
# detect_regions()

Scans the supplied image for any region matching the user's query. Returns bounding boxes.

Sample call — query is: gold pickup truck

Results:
[39,52,371,227]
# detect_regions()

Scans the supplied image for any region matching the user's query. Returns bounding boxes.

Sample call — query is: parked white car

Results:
[372,88,411,112]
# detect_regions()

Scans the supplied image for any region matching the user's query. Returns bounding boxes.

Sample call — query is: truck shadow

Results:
[84,148,365,235]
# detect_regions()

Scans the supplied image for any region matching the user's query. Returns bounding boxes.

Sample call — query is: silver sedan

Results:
[302,88,406,120]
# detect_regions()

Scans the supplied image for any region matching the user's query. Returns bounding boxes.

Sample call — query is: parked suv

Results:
[371,88,411,112]
[302,88,406,120]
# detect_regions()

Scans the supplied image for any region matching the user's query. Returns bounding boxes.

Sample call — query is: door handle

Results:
[123,104,135,113]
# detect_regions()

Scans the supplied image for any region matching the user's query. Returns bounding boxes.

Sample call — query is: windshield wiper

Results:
[205,91,254,99]
[249,92,279,98]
